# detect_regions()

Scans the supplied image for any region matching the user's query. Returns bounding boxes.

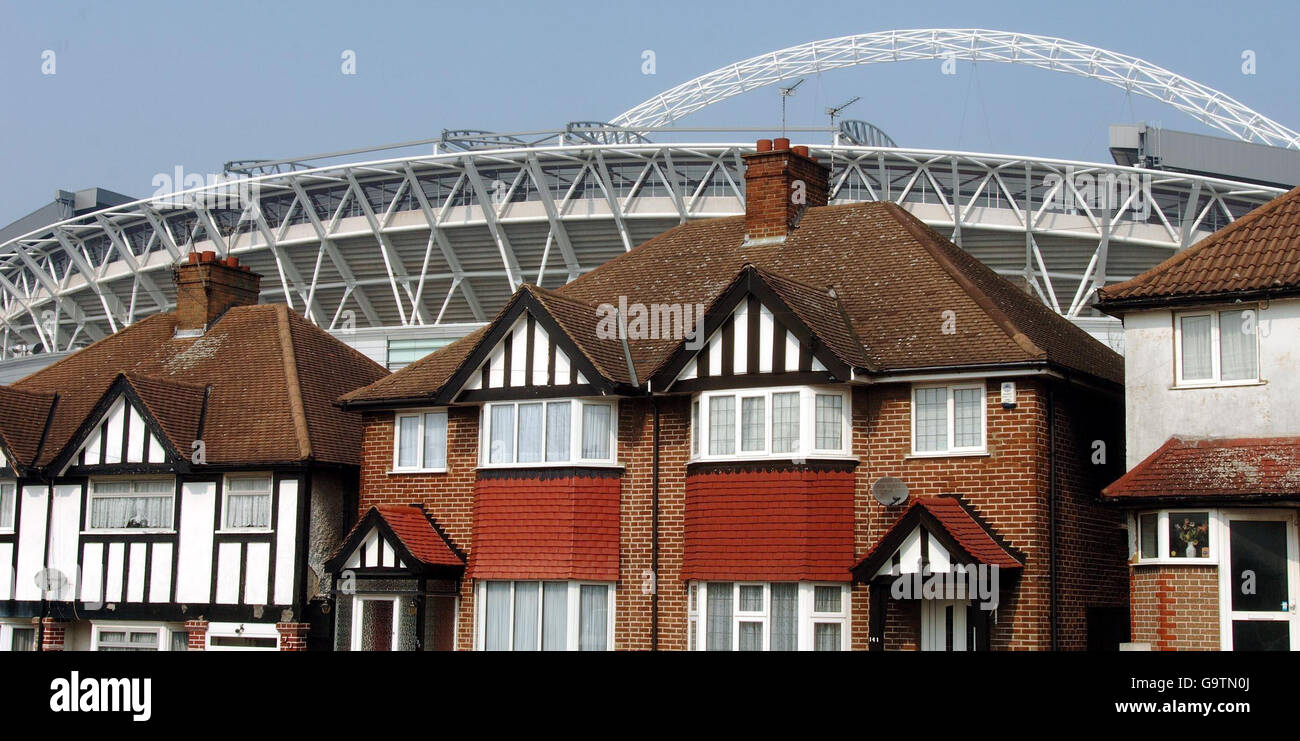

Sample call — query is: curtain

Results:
[542,582,568,650]
[489,405,515,463]
[708,396,736,455]
[546,402,571,462]
[512,582,539,650]
[1180,315,1213,380]
[706,582,733,650]
[741,397,765,451]
[225,493,270,529]
[691,401,699,455]
[952,388,982,448]
[738,622,763,651]
[90,491,173,529]
[484,582,511,650]
[11,628,35,652]
[397,415,420,467]
[581,404,612,460]
[814,585,842,613]
[1219,310,1258,381]
[578,585,608,651]
[0,483,13,530]
[815,394,843,449]
[517,404,543,463]
[914,387,948,452]
[772,392,800,453]
[813,623,842,651]
[770,583,798,651]
[423,412,447,469]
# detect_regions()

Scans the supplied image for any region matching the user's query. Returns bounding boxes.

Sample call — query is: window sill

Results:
[905,450,989,459]
[214,529,275,535]
[1170,379,1265,390]
[1132,558,1217,567]
[387,468,448,475]
[81,529,176,536]
[687,453,857,465]
[476,461,624,471]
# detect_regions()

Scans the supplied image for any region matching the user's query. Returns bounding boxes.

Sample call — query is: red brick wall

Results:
[1130,565,1220,650]
[741,145,828,240]
[39,618,66,651]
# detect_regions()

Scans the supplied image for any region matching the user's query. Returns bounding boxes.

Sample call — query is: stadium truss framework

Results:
[0,29,1292,365]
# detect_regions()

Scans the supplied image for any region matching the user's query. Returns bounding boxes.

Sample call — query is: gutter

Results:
[651,397,660,650]
[1047,385,1059,651]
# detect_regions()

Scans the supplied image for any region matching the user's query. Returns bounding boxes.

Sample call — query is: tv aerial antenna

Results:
[778,78,805,139]
[825,96,861,180]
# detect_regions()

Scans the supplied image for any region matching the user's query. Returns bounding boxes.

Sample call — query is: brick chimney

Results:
[173,251,261,332]
[741,138,829,242]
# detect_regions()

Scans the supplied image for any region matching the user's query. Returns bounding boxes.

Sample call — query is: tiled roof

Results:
[681,465,856,582]
[346,201,1122,404]
[852,496,1023,579]
[329,505,465,570]
[118,372,207,458]
[1097,184,1300,308]
[0,385,56,471]
[1102,436,1300,502]
[469,472,620,581]
[8,303,387,468]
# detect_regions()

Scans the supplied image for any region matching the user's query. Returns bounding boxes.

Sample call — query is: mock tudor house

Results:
[0,252,387,651]
[1096,184,1300,651]
[335,138,1129,651]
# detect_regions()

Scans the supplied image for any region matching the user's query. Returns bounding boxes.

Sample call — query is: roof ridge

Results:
[275,304,312,461]
[283,308,389,376]
[883,202,1045,359]
[1100,183,1300,301]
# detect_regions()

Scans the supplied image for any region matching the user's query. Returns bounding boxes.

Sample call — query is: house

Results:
[0,252,387,651]
[1096,184,1300,651]
[334,138,1128,651]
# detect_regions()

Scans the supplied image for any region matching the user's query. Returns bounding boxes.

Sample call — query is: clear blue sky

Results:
[2,0,1298,225]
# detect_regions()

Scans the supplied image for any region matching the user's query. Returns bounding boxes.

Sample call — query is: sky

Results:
[1,0,1298,226]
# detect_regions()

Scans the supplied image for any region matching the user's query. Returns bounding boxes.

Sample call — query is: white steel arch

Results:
[612,29,1300,149]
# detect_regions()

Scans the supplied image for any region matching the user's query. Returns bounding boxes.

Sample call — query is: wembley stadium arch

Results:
[0,29,1291,379]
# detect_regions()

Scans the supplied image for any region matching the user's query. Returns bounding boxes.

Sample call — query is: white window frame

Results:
[391,408,449,473]
[479,398,618,468]
[90,622,186,651]
[351,595,402,651]
[84,477,176,533]
[690,386,851,463]
[473,580,615,651]
[205,621,281,651]
[688,581,850,651]
[1130,509,1218,566]
[218,473,275,533]
[0,479,15,534]
[0,620,38,652]
[1173,307,1262,388]
[910,383,987,457]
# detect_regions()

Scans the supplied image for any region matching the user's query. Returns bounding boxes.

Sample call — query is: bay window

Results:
[1133,509,1214,563]
[692,386,850,461]
[393,409,447,471]
[91,624,187,651]
[911,383,986,455]
[0,480,14,531]
[1175,308,1260,385]
[222,474,273,530]
[689,582,849,651]
[88,479,174,531]
[483,399,616,466]
[477,580,614,651]
[0,623,36,652]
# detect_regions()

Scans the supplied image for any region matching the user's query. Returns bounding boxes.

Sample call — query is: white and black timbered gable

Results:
[441,290,616,403]
[656,267,856,392]
[55,377,197,474]
[326,506,465,577]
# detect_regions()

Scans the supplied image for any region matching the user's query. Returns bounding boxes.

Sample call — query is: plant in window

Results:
[1172,515,1208,558]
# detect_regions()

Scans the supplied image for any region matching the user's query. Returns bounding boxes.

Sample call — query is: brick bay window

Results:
[1174,307,1260,386]
[481,399,616,467]
[687,582,849,651]
[911,383,986,456]
[690,386,850,461]
[392,408,448,472]
[1133,510,1214,563]
[86,478,175,531]
[474,581,614,651]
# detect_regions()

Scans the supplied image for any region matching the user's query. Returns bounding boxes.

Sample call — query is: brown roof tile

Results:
[0,385,57,471]
[1102,436,1300,502]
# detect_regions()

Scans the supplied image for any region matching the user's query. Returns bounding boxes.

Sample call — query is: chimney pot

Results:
[792,145,810,158]
[187,251,200,264]
[740,134,830,242]
[756,138,773,152]
[200,250,217,264]
[773,137,790,151]
[223,256,239,268]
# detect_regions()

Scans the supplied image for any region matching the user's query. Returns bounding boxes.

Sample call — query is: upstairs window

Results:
[393,409,448,472]
[0,481,14,532]
[693,386,850,461]
[1175,309,1259,386]
[911,384,986,455]
[223,475,273,530]
[483,399,616,466]
[88,479,174,531]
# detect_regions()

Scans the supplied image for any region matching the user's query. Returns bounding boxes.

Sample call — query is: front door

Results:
[1221,511,1299,651]
[921,599,973,651]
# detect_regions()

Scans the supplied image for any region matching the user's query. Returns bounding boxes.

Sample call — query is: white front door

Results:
[1220,511,1300,651]
[921,599,972,651]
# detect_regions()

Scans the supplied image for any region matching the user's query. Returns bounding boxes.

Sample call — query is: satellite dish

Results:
[871,476,909,507]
